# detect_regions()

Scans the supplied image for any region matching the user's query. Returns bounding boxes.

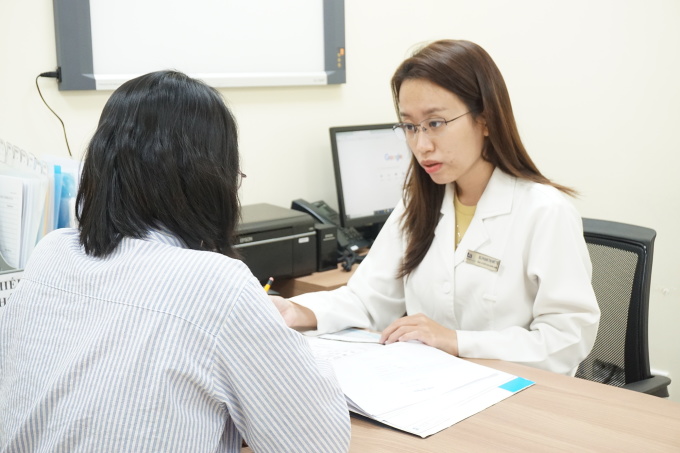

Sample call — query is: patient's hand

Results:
[269,296,318,330]
[270,295,296,327]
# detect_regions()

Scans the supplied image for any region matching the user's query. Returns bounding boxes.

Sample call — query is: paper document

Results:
[0,175,24,269]
[307,332,534,438]
[0,140,51,269]
[317,328,381,343]
[0,269,23,307]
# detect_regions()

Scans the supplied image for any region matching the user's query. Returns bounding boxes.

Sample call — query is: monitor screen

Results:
[329,123,411,231]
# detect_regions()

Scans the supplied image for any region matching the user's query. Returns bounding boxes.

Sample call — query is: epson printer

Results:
[235,203,327,284]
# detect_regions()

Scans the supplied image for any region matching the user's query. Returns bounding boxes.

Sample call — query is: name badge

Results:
[465,250,501,272]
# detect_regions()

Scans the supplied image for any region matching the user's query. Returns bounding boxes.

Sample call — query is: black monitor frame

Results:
[329,123,410,232]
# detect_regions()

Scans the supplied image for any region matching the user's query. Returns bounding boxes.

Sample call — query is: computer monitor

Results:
[329,123,411,235]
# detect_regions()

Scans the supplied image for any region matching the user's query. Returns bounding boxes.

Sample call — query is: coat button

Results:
[442,282,452,294]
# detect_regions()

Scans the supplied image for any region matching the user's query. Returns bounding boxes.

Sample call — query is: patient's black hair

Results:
[76,70,242,257]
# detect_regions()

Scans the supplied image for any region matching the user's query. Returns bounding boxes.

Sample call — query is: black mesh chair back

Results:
[576,218,670,397]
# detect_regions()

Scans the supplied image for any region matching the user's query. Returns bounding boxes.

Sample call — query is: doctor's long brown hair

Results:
[392,40,575,278]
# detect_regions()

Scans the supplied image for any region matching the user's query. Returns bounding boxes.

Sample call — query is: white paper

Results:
[317,328,382,343]
[0,144,63,270]
[18,173,49,268]
[0,269,23,307]
[307,333,534,438]
[0,175,24,269]
[332,342,501,416]
[307,336,383,362]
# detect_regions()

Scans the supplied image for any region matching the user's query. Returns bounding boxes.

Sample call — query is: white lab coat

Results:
[293,168,600,375]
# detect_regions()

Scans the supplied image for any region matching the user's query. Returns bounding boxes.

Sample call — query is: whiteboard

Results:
[53,0,345,90]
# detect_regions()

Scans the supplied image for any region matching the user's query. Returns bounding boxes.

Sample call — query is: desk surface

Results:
[347,358,680,452]
[267,270,680,451]
[240,357,680,452]
[273,263,358,298]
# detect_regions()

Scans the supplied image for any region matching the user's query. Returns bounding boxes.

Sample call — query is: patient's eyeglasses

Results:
[392,111,472,142]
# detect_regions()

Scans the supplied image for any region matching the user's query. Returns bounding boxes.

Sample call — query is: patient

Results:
[0,70,350,453]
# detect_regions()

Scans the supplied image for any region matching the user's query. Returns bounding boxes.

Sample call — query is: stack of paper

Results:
[0,140,81,271]
[0,142,49,270]
[0,175,24,270]
[307,331,533,438]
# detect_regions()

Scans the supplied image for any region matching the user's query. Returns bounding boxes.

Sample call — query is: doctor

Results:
[273,39,600,376]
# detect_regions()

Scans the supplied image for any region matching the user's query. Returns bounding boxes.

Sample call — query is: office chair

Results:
[575,218,671,397]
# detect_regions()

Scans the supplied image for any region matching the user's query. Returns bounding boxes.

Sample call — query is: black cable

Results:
[35,72,72,157]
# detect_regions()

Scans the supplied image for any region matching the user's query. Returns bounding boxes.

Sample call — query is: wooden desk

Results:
[266,269,680,450]
[347,359,680,452]
[273,263,357,298]
[240,357,680,451]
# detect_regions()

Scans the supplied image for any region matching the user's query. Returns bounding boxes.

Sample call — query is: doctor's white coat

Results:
[293,168,600,375]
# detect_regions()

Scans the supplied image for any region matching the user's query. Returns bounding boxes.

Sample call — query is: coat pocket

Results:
[480,293,498,330]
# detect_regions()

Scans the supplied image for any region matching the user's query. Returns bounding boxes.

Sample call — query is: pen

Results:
[263,277,274,293]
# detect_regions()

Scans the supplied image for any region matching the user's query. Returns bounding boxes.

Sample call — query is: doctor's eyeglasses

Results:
[238,171,247,188]
[392,111,472,142]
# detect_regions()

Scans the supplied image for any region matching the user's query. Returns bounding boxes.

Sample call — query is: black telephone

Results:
[291,199,371,253]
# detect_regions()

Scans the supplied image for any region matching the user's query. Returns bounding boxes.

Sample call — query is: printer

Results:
[235,203,318,284]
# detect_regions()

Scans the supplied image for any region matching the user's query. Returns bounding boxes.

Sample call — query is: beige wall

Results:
[2,0,679,400]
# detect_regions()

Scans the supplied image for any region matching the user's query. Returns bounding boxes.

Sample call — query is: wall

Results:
[1,0,679,400]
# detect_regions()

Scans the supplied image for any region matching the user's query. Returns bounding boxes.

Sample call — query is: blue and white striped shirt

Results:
[0,228,350,452]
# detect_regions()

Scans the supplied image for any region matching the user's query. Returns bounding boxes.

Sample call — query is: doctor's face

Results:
[397,79,491,190]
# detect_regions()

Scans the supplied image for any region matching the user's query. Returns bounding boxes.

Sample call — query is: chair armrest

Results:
[623,376,671,397]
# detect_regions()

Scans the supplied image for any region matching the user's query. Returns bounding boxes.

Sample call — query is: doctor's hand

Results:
[269,296,318,331]
[379,313,459,356]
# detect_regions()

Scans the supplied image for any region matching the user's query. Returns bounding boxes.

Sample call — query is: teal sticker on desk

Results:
[499,377,534,393]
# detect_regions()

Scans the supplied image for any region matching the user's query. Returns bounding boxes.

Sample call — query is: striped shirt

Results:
[0,228,350,452]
